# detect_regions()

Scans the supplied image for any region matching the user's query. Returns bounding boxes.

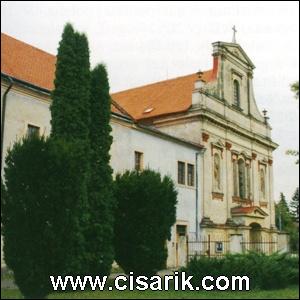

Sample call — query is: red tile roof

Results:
[1,33,56,91]
[1,32,217,120]
[1,33,126,116]
[112,69,216,121]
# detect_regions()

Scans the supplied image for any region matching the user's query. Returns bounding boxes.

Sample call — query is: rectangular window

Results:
[176,225,187,237]
[215,241,223,253]
[27,124,40,137]
[178,161,185,185]
[187,164,195,186]
[134,151,143,171]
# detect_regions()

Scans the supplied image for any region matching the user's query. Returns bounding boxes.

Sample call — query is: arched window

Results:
[238,159,246,199]
[213,153,221,191]
[233,80,240,107]
[260,168,266,200]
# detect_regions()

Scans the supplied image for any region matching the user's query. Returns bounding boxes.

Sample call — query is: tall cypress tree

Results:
[290,188,299,222]
[50,23,91,275]
[279,193,289,212]
[276,193,293,230]
[1,24,93,297]
[86,64,115,276]
[51,24,91,141]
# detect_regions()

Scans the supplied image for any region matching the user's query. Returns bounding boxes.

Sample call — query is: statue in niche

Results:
[260,168,266,200]
[238,158,245,199]
[214,153,221,190]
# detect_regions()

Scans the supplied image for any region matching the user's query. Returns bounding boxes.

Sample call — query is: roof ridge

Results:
[1,32,56,58]
[111,72,204,95]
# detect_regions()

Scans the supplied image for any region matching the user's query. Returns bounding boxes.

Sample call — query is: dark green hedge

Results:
[182,252,299,290]
[114,169,178,276]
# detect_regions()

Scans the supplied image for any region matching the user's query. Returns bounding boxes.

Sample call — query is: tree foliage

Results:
[275,193,292,230]
[1,136,52,298]
[50,23,91,142]
[85,64,115,276]
[183,252,299,290]
[286,150,299,165]
[286,81,299,163]
[1,23,94,298]
[1,136,89,298]
[291,81,299,99]
[49,23,92,275]
[114,169,177,276]
[275,192,299,252]
[290,187,299,222]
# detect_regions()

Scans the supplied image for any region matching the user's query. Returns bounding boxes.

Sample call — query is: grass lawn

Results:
[1,286,299,299]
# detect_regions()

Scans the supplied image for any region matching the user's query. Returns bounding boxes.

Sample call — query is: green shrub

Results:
[1,135,91,298]
[114,170,177,276]
[2,136,53,298]
[182,252,299,290]
[280,255,299,285]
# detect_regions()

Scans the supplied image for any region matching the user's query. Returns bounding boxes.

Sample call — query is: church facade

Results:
[1,33,288,269]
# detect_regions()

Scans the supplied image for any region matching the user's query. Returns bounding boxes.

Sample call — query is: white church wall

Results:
[1,84,51,171]
[110,120,200,233]
[154,119,202,145]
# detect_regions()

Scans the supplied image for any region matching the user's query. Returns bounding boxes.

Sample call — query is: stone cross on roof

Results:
[232,25,237,43]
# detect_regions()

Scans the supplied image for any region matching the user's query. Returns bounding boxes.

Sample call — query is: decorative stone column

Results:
[225,142,232,220]
[251,152,259,206]
[268,159,275,228]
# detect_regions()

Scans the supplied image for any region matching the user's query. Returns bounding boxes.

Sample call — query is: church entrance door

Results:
[176,225,187,267]
[250,223,262,252]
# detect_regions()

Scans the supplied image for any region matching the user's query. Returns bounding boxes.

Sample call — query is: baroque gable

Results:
[213,41,255,69]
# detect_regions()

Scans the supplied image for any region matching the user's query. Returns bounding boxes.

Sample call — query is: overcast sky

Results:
[2,1,299,202]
